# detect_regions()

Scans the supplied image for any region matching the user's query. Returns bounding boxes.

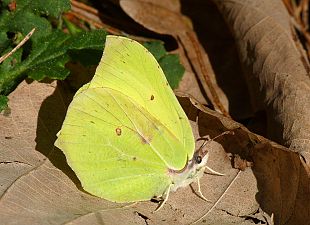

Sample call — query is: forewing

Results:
[89,35,195,166]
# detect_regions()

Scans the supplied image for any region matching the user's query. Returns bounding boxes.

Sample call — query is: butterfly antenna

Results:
[155,184,171,212]
[201,130,234,149]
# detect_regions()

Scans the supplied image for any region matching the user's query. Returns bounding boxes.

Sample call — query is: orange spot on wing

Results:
[115,127,122,136]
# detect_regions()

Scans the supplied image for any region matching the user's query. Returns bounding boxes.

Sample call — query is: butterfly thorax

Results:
[169,152,209,192]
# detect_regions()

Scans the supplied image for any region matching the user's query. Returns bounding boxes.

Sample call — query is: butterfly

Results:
[55,35,217,209]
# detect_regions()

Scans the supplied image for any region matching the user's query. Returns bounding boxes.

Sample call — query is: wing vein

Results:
[106,89,172,168]
[92,173,166,184]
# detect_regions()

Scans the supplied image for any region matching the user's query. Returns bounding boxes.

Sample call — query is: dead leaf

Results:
[183,95,310,224]
[0,82,133,225]
[213,0,310,167]
[232,154,253,170]
[0,81,308,224]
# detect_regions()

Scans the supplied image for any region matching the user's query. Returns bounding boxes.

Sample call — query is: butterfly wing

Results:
[55,35,195,202]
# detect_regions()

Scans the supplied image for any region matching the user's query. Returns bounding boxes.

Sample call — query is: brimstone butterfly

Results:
[55,35,210,204]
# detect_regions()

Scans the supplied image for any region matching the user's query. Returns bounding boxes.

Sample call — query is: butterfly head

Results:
[169,144,209,192]
[192,143,209,168]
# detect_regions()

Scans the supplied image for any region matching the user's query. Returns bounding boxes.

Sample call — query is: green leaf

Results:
[63,17,83,35]
[0,30,107,95]
[0,0,70,42]
[0,32,10,54]
[144,40,185,89]
[143,41,166,61]
[0,95,8,112]
[28,30,107,80]
[26,0,71,17]
[0,0,110,112]
[68,49,103,67]
[5,10,52,41]
[0,48,24,95]
[159,54,184,89]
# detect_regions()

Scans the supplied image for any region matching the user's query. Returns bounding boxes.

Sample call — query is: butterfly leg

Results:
[155,184,171,212]
[196,178,211,202]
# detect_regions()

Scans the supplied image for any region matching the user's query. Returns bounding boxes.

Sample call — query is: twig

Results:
[191,170,241,224]
[282,0,295,17]
[69,0,121,34]
[301,0,309,30]
[71,0,99,14]
[0,28,35,64]
[68,11,105,29]
[295,0,303,21]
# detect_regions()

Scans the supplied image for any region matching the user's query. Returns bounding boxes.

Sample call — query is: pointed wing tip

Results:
[106,35,130,43]
[106,35,133,41]
[105,35,141,48]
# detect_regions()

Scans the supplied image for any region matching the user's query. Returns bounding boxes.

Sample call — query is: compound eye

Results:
[195,155,202,164]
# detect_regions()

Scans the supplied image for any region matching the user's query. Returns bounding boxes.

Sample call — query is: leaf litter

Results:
[0,0,310,224]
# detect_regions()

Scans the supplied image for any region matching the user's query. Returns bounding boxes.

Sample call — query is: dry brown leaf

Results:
[213,0,310,166]
[0,81,308,224]
[186,96,310,224]
[119,0,229,116]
